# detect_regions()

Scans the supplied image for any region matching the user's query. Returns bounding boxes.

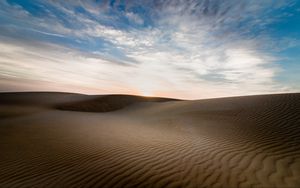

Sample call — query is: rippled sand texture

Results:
[0,92,299,188]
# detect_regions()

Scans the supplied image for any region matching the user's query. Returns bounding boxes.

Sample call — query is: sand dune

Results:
[0,92,299,187]
[56,94,179,112]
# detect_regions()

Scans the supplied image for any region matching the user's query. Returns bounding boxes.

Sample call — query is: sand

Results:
[0,92,299,188]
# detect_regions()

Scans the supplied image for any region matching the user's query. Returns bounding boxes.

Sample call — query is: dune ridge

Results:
[0,92,299,187]
[56,94,179,112]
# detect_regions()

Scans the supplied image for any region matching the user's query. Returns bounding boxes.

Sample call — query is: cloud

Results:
[0,39,135,93]
[125,12,144,25]
[0,0,297,99]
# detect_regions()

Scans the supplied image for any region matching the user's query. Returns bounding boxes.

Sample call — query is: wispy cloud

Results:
[0,0,298,99]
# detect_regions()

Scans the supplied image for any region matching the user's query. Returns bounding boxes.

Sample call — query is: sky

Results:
[0,0,299,99]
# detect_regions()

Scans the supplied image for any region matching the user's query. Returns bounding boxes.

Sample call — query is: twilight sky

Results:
[0,0,299,99]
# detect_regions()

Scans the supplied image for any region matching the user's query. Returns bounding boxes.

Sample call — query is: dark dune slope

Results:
[0,92,178,111]
[56,94,179,112]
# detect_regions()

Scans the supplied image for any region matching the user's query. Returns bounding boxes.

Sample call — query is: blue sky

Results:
[0,0,299,99]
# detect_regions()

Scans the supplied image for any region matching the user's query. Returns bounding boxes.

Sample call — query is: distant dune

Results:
[0,92,299,187]
[56,94,179,112]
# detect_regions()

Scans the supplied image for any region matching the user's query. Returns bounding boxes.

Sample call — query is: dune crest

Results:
[56,94,178,112]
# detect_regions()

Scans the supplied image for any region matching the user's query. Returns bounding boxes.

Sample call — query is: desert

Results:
[0,92,299,187]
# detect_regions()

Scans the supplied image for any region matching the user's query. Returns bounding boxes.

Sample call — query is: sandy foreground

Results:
[0,92,299,188]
